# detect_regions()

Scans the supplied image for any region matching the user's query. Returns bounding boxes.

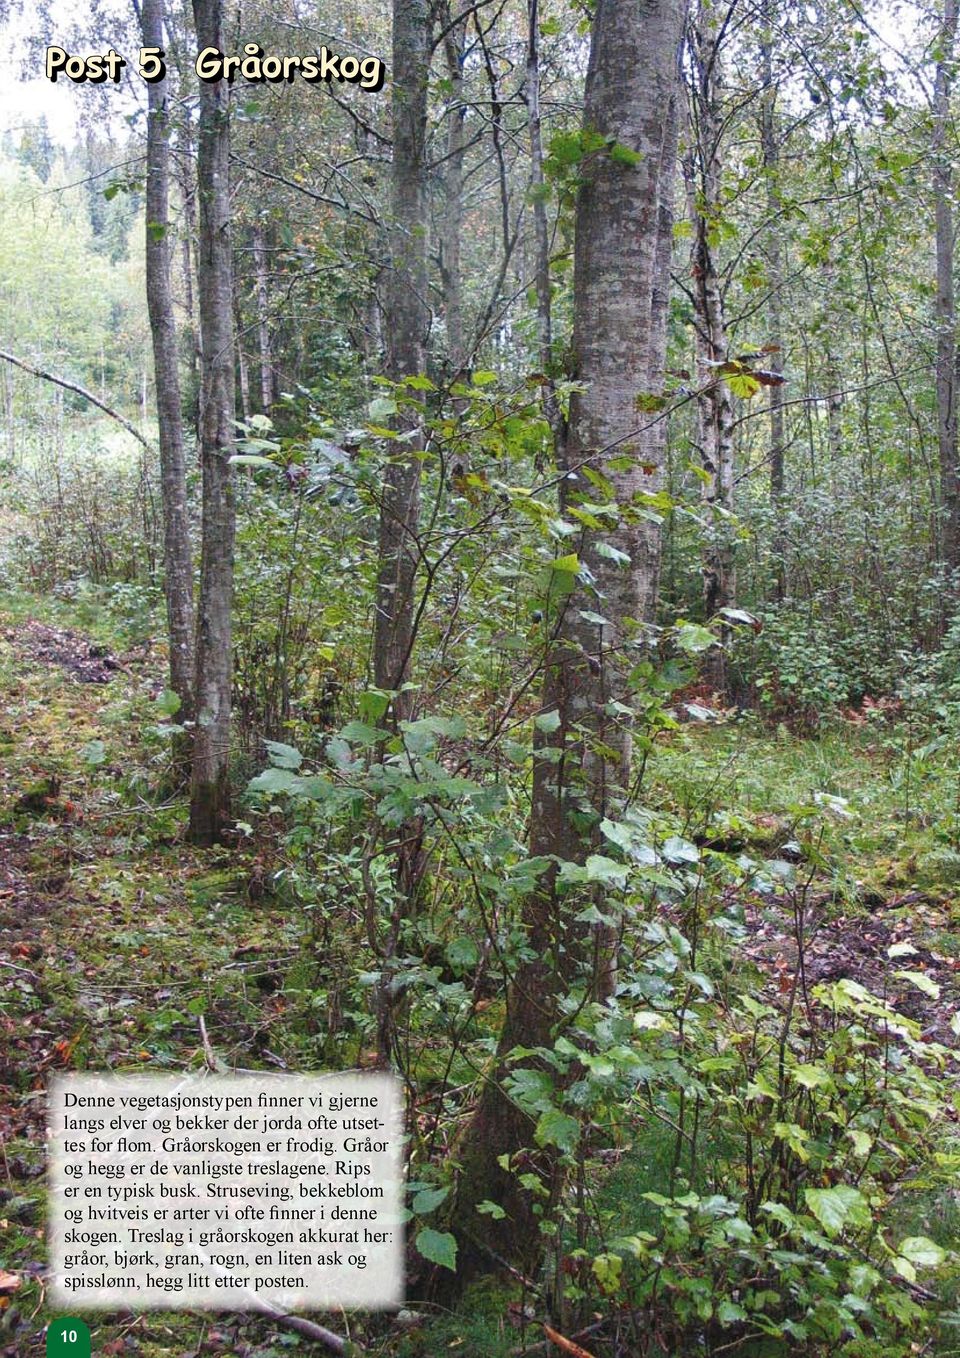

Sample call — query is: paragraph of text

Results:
[47,1072,404,1310]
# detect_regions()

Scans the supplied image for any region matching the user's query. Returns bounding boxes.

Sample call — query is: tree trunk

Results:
[374,0,432,717]
[688,0,735,697]
[235,297,251,423]
[528,0,564,453]
[252,223,275,411]
[143,0,196,759]
[369,0,434,1041]
[440,1,466,384]
[2,363,14,459]
[934,0,960,578]
[173,117,202,434]
[188,0,237,845]
[760,23,786,599]
[441,0,686,1291]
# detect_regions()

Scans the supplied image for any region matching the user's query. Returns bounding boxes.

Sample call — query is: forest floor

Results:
[1,590,959,1357]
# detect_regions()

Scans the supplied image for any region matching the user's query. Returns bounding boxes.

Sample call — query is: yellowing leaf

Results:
[726,371,762,399]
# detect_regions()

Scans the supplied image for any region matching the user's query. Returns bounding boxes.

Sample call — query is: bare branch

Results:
[0,348,150,450]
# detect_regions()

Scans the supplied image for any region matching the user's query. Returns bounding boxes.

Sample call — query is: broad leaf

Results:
[264,740,303,770]
[535,1107,580,1154]
[415,1228,458,1271]
[804,1185,870,1236]
[898,1236,946,1268]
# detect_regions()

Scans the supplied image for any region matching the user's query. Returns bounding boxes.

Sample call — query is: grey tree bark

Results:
[441,0,687,1289]
[188,0,237,845]
[374,0,432,716]
[142,0,196,761]
[760,21,786,598]
[369,0,434,1060]
[439,0,466,384]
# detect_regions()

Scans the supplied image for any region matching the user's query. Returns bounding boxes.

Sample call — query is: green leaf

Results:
[848,1262,882,1296]
[661,835,699,864]
[535,1107,580,1153]
[846,1128,873,1157]
[558,855,629,887]
[761,1201,796,1229]
[584,854,629,884]
[368,396,398,420]
[609,141,643,167]
[415,1228,458,1271]
[791,1063,831,1089]
[804,1186,870,1236]
[412,1186,451,1215]
[446,937,479,971]
[892,1254,917,1283]
[887,942,919,959]
[894,970,940,999]
[476,1199,506,1220]
[595,541,631,566]
[338,720,388,746]
[675,622,717,655]
[534,709,562,733]
[247,767,300,795]
[264,740,303,770]
[230,453,278,470]
[507,1068,555,1112]
[81,739,106,766]
[359,689,391,722]
[550,553,580,575]
[726,371,762,399]
[898,1236,946,1268]
[155,688,182,717]
[717,1299,747,1324]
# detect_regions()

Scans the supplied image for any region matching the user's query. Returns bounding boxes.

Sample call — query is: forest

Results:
[1,0,960,1353]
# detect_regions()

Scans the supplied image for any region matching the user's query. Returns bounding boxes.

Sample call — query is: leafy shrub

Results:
[475,824,957,1356]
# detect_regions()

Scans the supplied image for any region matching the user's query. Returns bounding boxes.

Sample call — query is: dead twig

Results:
[251,1301,361,1355]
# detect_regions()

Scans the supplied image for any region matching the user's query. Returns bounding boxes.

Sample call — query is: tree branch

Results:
[251,1301,363,1356]
[0,348,151,450]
